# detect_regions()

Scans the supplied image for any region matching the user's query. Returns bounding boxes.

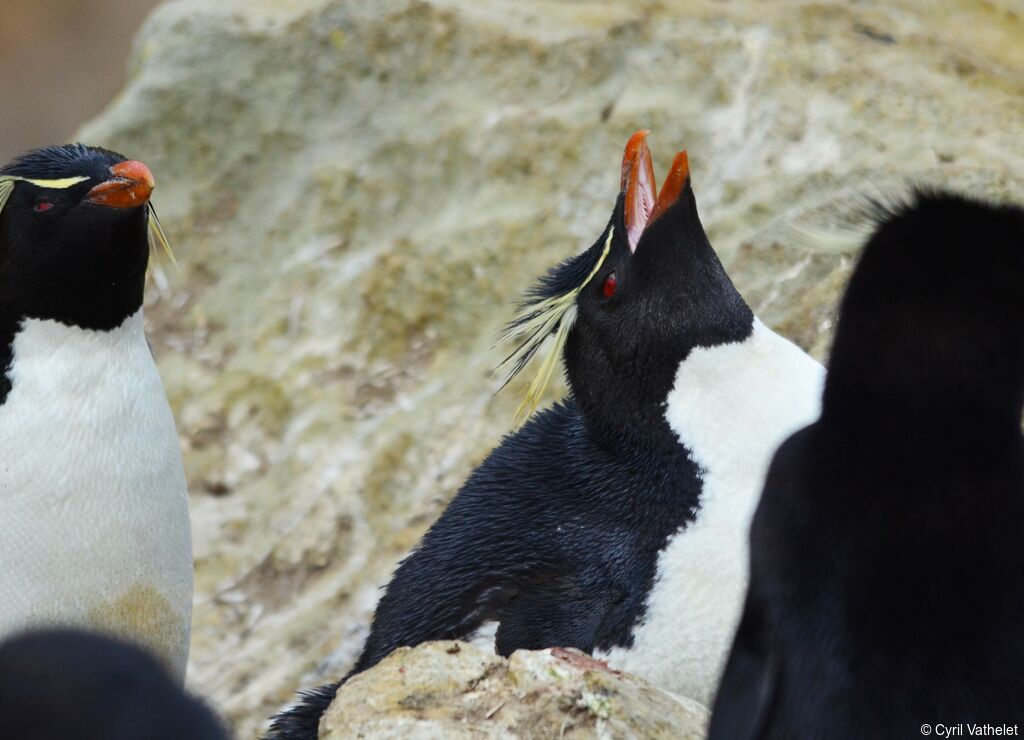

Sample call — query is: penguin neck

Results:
[664,318,826,471]
[0,304,147,406]
[580,398,686,457]
[568,347,688,450]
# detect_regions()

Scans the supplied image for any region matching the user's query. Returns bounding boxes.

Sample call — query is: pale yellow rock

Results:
[320,641,708,739]
[73,0,1024,735]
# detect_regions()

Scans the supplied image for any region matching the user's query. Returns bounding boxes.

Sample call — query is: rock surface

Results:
[74,0,1024,736]
[321,641,708,739]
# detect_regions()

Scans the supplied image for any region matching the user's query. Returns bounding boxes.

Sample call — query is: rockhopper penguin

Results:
[709,192,1024,739]
[0,628,227,740]
[0,144,192,680]
[266,131,825,739]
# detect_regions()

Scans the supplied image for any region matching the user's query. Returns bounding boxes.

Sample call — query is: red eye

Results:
[34,201,54,212]
[602,272,617,298]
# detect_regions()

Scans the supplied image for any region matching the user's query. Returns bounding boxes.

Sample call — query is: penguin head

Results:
[0,629,228,740]
[503,131,752,436]
[0,144,160,330]
[826,191,1024,418]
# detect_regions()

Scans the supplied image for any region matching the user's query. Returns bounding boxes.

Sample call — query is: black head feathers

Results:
[497,215,615,424]
[0,144,174,336]
[0,143,174,270]
[499,131,752,430]
[0,629,229,740]
[1,143,125,181]
[825,189,1024,418]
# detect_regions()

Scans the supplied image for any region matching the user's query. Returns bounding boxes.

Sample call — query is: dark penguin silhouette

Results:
[709,191,1024,739]
[0,144,192,679]
[0,628,228,740]
[266,132,824,740]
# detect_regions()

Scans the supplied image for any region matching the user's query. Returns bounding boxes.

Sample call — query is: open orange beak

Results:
[83,160,155,209]
[620,131,690,252]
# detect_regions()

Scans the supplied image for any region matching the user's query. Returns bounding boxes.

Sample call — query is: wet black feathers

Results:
[264,401,703,740]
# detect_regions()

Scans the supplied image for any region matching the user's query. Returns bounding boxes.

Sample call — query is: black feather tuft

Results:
[263,681,341,740]
[1,143,124,178]
[496,216,616,424]
[522,235,611,305]
[503,245,597,348]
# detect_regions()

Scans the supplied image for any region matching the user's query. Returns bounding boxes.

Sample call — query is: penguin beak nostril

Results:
[83,160,156,209]
[620,131,691,253]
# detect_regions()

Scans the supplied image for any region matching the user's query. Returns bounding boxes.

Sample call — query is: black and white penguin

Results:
[709,192,1024,739]
[0,144,192,680]
[266,132,824,739]
[0,628,228,740]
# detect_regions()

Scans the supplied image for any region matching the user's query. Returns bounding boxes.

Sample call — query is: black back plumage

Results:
[709,191,1024,739]
[0,144,151,404]
[0,629,229,740]
[266,160,755,739]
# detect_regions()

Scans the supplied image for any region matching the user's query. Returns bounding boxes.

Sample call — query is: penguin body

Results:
[0,145,192,679]
[0,628,227,740]
[709,192,1024,739]
[266,133,823,739]
[597,319,823,700]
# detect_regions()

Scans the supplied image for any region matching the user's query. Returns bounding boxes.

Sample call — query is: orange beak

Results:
[620,131,690,252]
[83,160,155,209]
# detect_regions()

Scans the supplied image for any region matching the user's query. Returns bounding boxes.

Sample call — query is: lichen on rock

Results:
[320,641,708,739]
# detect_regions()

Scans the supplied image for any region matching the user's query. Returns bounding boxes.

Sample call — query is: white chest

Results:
[0,310,192,679]
[596,320,825,704]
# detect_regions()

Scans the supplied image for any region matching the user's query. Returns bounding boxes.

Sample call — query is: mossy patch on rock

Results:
[321,641,708,739]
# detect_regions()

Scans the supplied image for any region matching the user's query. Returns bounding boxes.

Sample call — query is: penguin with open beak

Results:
[0,144,192,680]
[266,131,825,739]
[709,192,1024,738]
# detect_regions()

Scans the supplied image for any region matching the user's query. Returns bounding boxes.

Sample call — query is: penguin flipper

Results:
[494,573,619,655]
[708,589,778,740]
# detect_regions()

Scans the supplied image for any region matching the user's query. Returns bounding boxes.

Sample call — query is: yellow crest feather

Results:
[21,175,90,189]
[499,227,614,429]
[147,203,178,268]
[0,179,15,217]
